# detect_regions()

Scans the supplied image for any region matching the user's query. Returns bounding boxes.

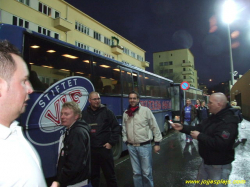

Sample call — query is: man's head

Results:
[128,91,140,107]
[186,98,191,106]
[208,93,227,114]
[0,40,33,126]
[88,91,101,111]
[60,102,82,128]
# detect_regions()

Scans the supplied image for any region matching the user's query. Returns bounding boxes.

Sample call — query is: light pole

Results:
[222,0,237,87]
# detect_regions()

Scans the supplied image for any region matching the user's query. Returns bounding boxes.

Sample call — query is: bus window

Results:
[121,70,133,95]
[138,73,145,96]
[132,72,139,93]
[144,74,160,97]
[24,34,91,91]
[92,56,120,95]
[160,79,171,98]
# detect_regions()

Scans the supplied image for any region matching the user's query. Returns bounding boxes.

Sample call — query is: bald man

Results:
[171,93,238,187]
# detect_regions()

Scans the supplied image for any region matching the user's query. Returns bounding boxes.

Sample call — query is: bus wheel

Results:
[112,135,122,160]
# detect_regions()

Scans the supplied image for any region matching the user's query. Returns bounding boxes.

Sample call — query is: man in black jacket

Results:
[82,91,121,187]
[51,102,90,187]
[171,93,238,187]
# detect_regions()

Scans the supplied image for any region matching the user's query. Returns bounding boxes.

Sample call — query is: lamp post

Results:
[222,0,237,87]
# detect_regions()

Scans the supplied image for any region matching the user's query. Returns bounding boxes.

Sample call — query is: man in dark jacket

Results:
[51,102,90,187]
[171,93,238,187]
[82,91,121,187]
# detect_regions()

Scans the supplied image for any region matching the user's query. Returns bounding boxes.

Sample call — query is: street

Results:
[100,119,250,187]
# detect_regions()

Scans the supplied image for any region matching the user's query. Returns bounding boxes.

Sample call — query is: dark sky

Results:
[65,0,250,86]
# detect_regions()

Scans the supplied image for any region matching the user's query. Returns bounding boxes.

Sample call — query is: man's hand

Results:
[154,145,160,154]
[103,143,112,149]
[171,123,183,131]
[51,181,60,187]
[190,131,200,139]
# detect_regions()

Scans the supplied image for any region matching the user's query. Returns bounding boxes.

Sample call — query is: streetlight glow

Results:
[222,0,237,24]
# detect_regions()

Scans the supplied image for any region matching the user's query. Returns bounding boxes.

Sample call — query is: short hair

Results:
[212,93,227,108]
[62,102,82,119]
[186,98,191,101]
[0,40,21,81]
[89,91,100,99]
[128,90,140,99]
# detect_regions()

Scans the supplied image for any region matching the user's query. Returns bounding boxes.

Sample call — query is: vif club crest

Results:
[25,76,94,146]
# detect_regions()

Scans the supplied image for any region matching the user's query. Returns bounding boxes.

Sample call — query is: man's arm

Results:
[107,109,122,146]
[122,112,128,143]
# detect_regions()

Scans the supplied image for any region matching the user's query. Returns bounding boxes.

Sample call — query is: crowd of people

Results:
[0,39,245,187]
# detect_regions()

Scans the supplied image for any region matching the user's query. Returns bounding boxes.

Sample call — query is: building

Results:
[198,84,208,95]
[153,49,198,88]
[0,0,149,69]
[230,70,250,120]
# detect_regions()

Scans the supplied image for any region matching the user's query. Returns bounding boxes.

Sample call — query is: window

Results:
[47,30,51,37]
[169,61,173,65]
[55,11,60,18]
[94,49,101,54]
[123,47,130,55]
[164,62,168,66]
[144,74,160,97]
[54,33,59,39]
[39,2,42,12]
[183,60,185,63]
[13,16,17,25]
[92,57,121,95]
[25,21,29,29]
[39,2,54,17]
[43,28,46,35]
[26,35,92,91]
[131,52,136,58]
[94,31,101,41]
[183,68,186,71]
[19,18,23,27]
[38,26,42,33]
[104,37,111,45]
[184,76,186,79]
[159,62,163,66]
[18,0,30,6]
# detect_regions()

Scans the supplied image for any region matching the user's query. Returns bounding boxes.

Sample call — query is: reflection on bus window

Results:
[144,74,160,97]
[138,73,145,96]
[122,70,133,95]
[92,56,120,95]
[24,34,91,91]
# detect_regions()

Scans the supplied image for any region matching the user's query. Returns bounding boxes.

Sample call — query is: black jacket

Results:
[180,105,197,123]
[181,104,238,165]
[197,106,209,121]
[57,120,90,187]
[82,104,121,148]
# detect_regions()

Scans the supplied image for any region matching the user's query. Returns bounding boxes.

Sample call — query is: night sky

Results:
[65,0,250,87]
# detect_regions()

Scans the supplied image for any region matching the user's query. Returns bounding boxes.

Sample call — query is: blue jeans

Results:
[184,121,195,140]
[196,160,232,187]
[127,144,154,187]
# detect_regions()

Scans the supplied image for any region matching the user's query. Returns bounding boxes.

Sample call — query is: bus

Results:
[0,23,173,179]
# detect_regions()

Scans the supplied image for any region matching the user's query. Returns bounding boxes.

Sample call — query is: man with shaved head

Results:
[171,93,238,187]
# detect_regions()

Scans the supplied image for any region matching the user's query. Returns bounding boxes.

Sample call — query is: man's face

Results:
[89,93,101,110]
[60,107,79,128]
[129,93,139,107]
[186,99,191,106]
[1,54,33,120]
[208,95,220,114]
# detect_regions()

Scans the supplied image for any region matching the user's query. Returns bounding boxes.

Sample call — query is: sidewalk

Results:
[229,119,250,187]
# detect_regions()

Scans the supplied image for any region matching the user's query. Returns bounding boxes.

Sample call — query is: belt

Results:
[127,140,151,147]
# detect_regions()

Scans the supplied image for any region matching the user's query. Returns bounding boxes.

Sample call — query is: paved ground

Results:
[99,119,250,187]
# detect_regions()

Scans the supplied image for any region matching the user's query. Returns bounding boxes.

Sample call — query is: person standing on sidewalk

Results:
[171,93,238,187]
[82,91,121,187]
[122,91,162,187]
[180,98,197,142]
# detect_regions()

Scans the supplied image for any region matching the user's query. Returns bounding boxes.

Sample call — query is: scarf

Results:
[126,104,139,117]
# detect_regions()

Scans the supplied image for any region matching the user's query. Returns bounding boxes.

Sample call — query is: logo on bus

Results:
[25,76,94,146]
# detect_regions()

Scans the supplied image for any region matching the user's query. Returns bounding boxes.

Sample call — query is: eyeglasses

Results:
[91,98,101,101]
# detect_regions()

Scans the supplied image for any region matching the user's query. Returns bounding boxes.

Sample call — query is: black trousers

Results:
[91,147,118,187]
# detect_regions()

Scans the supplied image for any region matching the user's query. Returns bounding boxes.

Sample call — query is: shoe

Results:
[241,138,247,145]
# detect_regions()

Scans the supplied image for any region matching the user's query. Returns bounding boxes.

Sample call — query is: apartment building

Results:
[0,0,149,69]
[153,49,198,88]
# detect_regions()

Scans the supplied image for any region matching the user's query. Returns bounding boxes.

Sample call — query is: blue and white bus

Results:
[0,23,173,179]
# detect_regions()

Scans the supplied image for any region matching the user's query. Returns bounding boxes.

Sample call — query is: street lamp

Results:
[222,0,237,87]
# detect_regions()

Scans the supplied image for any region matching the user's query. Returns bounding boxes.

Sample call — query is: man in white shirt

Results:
[0,40,46,186]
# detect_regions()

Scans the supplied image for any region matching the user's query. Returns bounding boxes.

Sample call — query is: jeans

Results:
[91,147,118,187]
[184,121,195,141]
[127,144,154,187]
[196,160,232,187]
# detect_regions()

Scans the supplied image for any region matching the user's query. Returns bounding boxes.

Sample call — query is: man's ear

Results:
[0,77,8,97]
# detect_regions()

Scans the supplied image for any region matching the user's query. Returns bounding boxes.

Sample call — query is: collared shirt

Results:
[0,121,46,187]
